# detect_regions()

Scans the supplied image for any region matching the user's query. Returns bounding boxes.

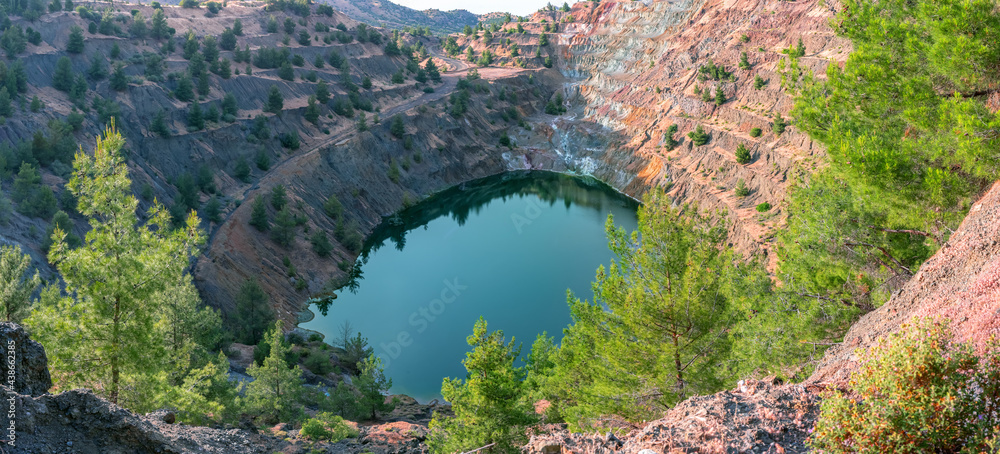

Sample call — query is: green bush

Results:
[300,413,358,442]
[735,143,752,164]
[687,125,710,146]
[810,318,1000,453]
[734,179,750,197]
[749,127,762,138]
[755,202,771,212]
[303,348,333,375]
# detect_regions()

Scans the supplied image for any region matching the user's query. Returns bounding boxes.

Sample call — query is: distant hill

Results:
[318,0,479,34]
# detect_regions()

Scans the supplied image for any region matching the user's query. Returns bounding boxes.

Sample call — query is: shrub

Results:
[300,413,358,442]
[323,195,343,219]
[772,113,786,135]
[809,318,1000,453]
[687,125,710,146]
[734,179,750,197]
[303,349,333,375]
[735,143,752,164]
[755,202,771,212]
[749,127,762,138]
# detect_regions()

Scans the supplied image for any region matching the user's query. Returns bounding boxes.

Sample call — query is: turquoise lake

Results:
[302,171,639,402]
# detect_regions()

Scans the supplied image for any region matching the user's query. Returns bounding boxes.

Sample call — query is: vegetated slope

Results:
[0,1,557,327]
[523,178,1000,454]
[513,0,849,264]
[319,0,478,34]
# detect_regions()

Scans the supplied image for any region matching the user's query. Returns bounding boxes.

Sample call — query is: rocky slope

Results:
[320,0,478,34]
[516,0,850,264]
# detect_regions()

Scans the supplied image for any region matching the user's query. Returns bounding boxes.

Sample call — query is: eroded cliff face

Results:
[511,0,850,262]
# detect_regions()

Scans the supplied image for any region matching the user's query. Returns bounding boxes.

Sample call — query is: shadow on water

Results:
[310,171,638,316]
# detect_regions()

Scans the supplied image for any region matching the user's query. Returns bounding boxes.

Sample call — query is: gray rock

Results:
[0,322,51,396]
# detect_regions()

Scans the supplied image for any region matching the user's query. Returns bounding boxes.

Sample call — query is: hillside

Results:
[318,0,478,34]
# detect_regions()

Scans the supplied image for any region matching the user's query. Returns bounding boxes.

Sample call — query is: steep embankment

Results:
[523,178,1000,454]
[510,0,849,262]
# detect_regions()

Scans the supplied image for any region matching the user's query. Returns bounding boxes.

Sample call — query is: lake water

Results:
[301,171,639,402]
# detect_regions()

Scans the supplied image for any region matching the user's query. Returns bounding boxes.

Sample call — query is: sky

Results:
[390,0,550,16]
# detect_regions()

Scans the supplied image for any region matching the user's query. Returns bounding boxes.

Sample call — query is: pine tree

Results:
[249,194,269,231]
[664,123,679,150]
[0,88,11,118]
[270,184,287,210]
[266,86,283,114]
[25,125,204,406]
[310,231,332,257]
[151,109,170,137]
[53,56,74,91]
[233,18,243,36]
[428,318,535,454]
[735,143,752,164]
[242,321,304,423]
[390,115,404,138]
[688,124,710,145]
[714,86,727,105]
[304,95,320,124]
[130,12,148,39]
[315,79,330,104]
[232,278,273,345]
[739,51,751,70]
[187,102,204,130]
[541,189,738,427]
[221,93,238,117]
[356,355,395,421]
[151,9,169,39]
[0,245,40,322]
[110,63,127,91]
[67,26,84,53]
[175,75,194,102]
[270,206,295,248]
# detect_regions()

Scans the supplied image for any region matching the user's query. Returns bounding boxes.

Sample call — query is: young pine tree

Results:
[25,124,204,405]
[242,321,304,424]
[0,245,41,322]
[428,318,536,454]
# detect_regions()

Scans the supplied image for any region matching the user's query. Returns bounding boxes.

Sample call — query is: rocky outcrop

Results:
[808,181,1000,385]
[0,322,51,397]
[525,378,823,454]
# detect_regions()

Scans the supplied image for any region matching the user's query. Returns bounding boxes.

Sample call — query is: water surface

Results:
[303,171,639,401]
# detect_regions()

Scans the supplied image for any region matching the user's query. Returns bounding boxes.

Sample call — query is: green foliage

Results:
[151,110,170,137]
[714,86,727,105]
[355,355,394,420]
[249,194,269,232]
[110,64,127,91]
[304,95,320,124]
[755,202,771,212]
[42,209,81,253]
[663,124,679,150]
[734,179,750,197]
[749,127,762,138]
[12,163,57,219]
[323,194,343,219]
[187,102,204,130]
[300,413,358,442]
[428,318,535,454]
[810,319,1000,453]
[66,26,84,53]
[738,51,751,70]
[687,124,710,146]
[270,206,296,247]
[233,156,251,183]
[270,185,287,210]
[310,230,333,257]
[25,125,204,406]
[174,75,194,102]
[242,322,304,424]
[390,115,404,139]
[735,143,751,164]
[266,86,284,114]
[0,245,40,322]
[315,79,330,104]
[697,59,732,81]
[771,112,785,135]
[52,56,74,92]
[753,74,766,90]
[277,61,294,81]
[231,278,274,345]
